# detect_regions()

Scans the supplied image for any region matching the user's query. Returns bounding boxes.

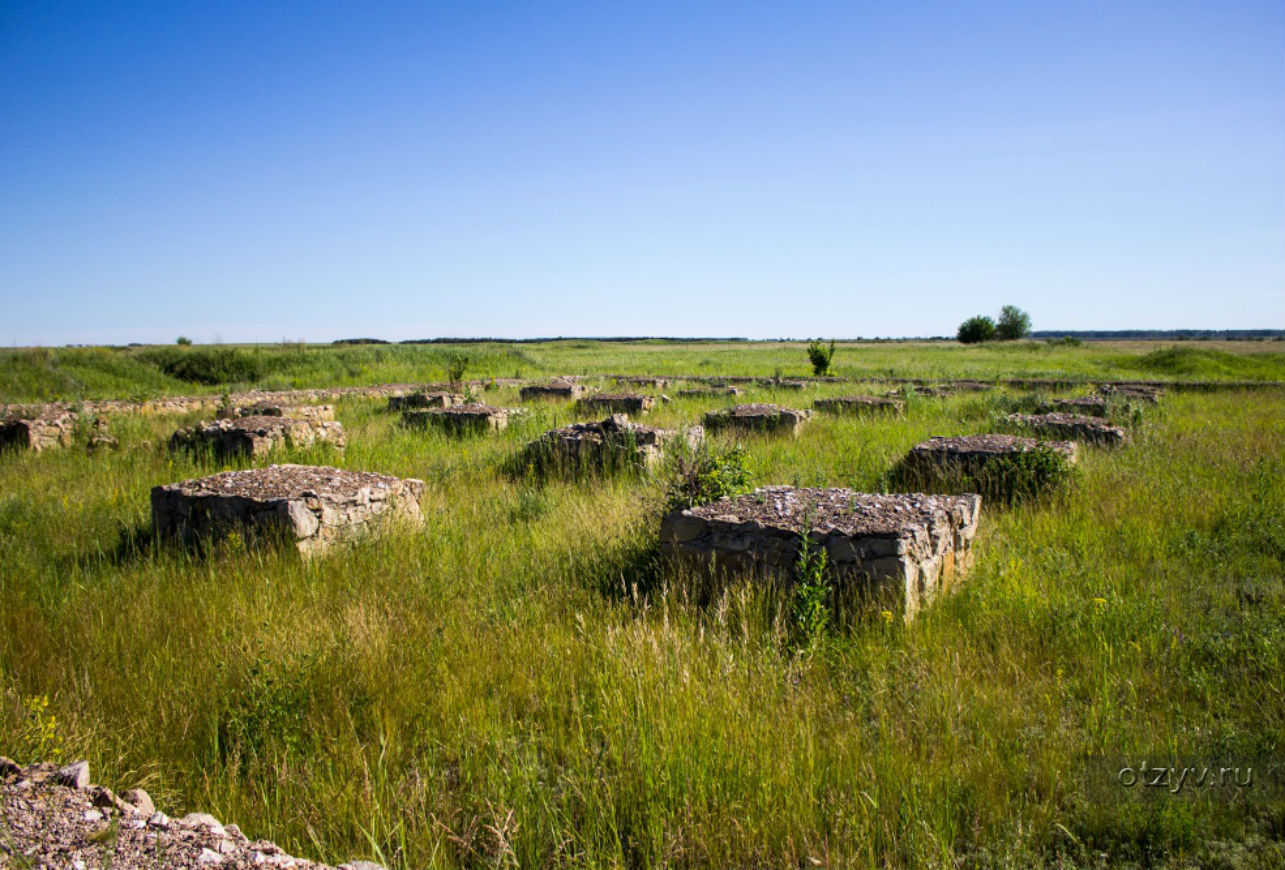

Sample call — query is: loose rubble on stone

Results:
[613,376,669,389]
[579,392,656,415]
[759,378,812,390]
[704,403,812,437]
[0,757,384,870]
[899,434,1078,484]
[661,486,982,620]
[0,410,75,452]
[813,396,905,415]
[402,403,525,433]
[1098,383,1163,403]
[1007,412,1130,447]
[152,464,425,557]
[677,386,744,397]
[220,402,336,421]
[520,378,590,401]
[387,391,464,411]
[886,385,954,399]
[520,414,702,472]
[169,416,347,459]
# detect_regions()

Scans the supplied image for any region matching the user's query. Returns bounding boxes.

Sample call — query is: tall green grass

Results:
[1,368,1283,868]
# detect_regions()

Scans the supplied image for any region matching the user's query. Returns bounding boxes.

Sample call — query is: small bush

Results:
[980,446,1076,503]
[957,316,996,344]
[806,339,836,376]
[665,444,754,511]
[176,335,193,346]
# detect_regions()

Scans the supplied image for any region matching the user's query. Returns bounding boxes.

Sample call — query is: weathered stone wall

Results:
[813,396,904,415]
[221,402,336,421]
[580,393,656,414]
[152,464,425,557]
[169,416,347,459]
[1007,413,1129,447]
[661,487,982,620]
[521,414,702,472]
[0,413,75,452]
[520,381,590,400]
[900,434,1078,482]
[403,403,523,433]
[388,392,463,411]
[704,404,811,437]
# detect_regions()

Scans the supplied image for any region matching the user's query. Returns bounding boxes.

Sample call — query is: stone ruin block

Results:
[813,396,905,416]
[403,403,525,434]
[759,378,812,391]
[1007,413,1129,447]
[520,414,702,473]
[520,380,590,401]
[950,380,994,393]
[387,391,464,411]
[886,385,954,399]
[579,392,656,415]
[899,434,1077,489]
[1051,396,1114,415]
[0,412,75,453]
[169,416,346,460]
[1099,383,1163,403]
[151,464,425,557]
[678,386,744,397]
[614,376,669,389]
[704,404,812,437]
[661,486,982,620]
[220,402,336,421]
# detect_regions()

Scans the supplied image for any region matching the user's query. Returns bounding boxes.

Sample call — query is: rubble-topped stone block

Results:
[1051,396,1115,415]
[759,378,812,390]
[704,404,812,437]
[220,403,336,421]
[813,396,905,415]
[898,434,1077,499]
[520,380,591,401]
[1098,383,1163,403]
[520,414,702,473]
[887,385,954,399]
[0,412,75,453]
[1007,413,1129,447]
[614,376,669,389]
[151,464,425,557]
[678,386,744,397]
[661,486,982,620]
[387,391,464,411]
[580,392,656,415]
[403,403,525,434]
[169,416,346,459]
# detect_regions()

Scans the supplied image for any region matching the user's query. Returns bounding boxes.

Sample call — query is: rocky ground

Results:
[0,759,384,870]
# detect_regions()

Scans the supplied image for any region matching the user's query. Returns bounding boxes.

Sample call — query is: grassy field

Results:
[2,339,1284,403]
[2,341,1284,868]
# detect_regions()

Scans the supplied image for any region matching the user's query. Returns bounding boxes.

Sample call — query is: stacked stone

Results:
[678,386,744,397]
[403,403,524,433]
[520,379,590,401]
[614,376,669,389]
[813,396,904,415]
[1099,383,1163,403]
[151,464,425,557]
[661,486,982,620]
[580,392,656,415]
[0,411,75,452]
[1006,413,1130,447]
[759,378,812,390]
[886,385,954,399]
[387,391,463,411]
[169,416,347,459]
[901,434,1077,482]
[220,402,336,421]
[1051,396,1113,415]
[704,404,812,437]
[522,414,702,471]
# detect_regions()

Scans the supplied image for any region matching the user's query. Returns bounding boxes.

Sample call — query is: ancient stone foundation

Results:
[1007,413,1129,447]
[151,464,425,557]
[813,396,905,415]
[387,391,463,411]
[521,414,702,473]
[403,403,524,434]
[887,385,954,399]
[580,392,656,415]
[704,404,812,437]
[169,416,347,459]
[0,413,75,452]
[759,378,812,391]
[661,486,982,620]
[678,386,744,397]
[1099,383,1163,403]
[614,376,669,389]
[900,434,1077,484]
[221,402,336,421]
[520,380,590,401]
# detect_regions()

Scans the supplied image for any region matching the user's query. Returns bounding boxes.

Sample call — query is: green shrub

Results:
[806,339,836,376]
[996,304,1032,341]
[143,347,262,385]
[665,444,754,511]
[957,316,996,344]
[979,445,1076,503]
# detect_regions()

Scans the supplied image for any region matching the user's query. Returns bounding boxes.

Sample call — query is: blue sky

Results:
[1,0,1281,344]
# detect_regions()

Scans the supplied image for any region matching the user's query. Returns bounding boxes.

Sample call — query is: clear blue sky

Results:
[2,0,1281,344]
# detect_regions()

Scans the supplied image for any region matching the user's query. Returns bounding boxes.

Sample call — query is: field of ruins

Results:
[2,338,1284,869]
